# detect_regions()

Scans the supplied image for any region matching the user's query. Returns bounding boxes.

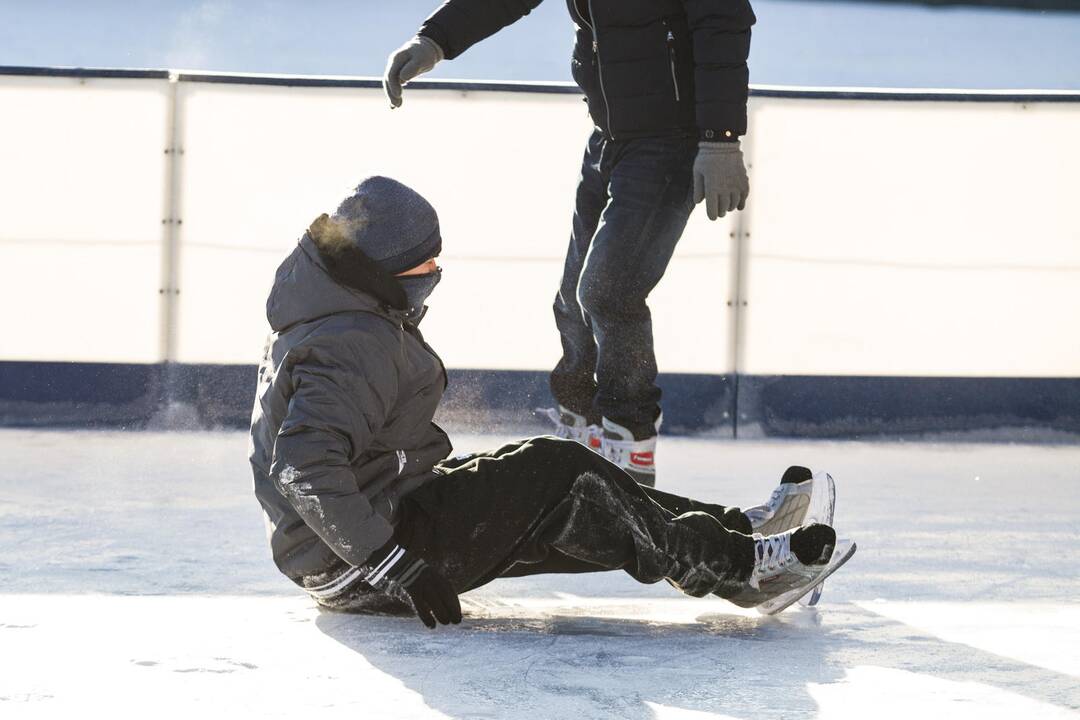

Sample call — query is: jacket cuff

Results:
[362,540,408,586]
[415,34,445,63]
[698,140,742,153]
[362,539,426,588]
[418,24,453,60]
[700,128,740,142]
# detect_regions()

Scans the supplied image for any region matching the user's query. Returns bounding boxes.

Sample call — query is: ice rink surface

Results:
[1,428,1078,719]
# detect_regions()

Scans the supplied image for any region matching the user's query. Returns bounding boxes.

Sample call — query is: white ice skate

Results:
[536,405,602,452]
[756,538,856,615]
[727,524,856,615]
[744,466,836,606]
[601,416,660,487]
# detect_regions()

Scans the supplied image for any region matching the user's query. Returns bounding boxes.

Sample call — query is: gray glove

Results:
[383,36,445,109]
[693,141,750,221]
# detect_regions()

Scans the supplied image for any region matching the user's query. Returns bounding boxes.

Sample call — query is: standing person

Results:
[249,178,853,628]
[384,0,754,486]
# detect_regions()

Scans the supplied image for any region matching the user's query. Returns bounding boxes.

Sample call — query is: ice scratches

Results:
[0,693,55,703]
[459,596,768,638]
[0,623,36,629]
[130,657,259,673]
[520,635,560,688]
[687,613,772,639]
[537,613,764,639]
[549,617,659,637]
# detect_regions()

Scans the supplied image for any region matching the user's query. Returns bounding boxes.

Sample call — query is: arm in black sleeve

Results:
[682,0,756,139]
[418,0,544,60]
[270,340,398,568]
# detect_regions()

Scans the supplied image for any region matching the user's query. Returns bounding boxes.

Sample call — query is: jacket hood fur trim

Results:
[307,214,408,311]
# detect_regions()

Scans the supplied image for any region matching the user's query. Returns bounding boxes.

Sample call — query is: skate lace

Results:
[749,533,796,589]
[537,407,603,450]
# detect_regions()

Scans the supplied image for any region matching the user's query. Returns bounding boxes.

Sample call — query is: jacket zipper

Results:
[403,322,449,390]
[587,0,615,139]
[665,26,681,102]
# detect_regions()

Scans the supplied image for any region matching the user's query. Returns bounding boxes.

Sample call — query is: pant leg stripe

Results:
[365,546,406,586]
[307,568,363,599]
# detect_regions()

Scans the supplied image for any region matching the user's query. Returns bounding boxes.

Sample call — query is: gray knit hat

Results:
[328,176,442,275]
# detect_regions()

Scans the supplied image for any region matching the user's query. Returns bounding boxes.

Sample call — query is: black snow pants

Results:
[315,436,755,613]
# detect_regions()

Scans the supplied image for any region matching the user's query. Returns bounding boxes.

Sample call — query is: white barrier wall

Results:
[173,82,736,374]
[0,75,170,363]
[1,74,1078,381]
[741,97,1080,377]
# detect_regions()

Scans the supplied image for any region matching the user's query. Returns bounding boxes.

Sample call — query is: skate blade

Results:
[757,539,856,616]
[806,471,836,527]
[800,583,824,607]
[799,472,836,607]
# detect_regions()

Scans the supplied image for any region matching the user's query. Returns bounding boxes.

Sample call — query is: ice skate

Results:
[601,416,659,487]
[727,524,856,614]
[756,538,856,615]
[536,405,602,452]
[745,466,836,606]
[745,466,834,536]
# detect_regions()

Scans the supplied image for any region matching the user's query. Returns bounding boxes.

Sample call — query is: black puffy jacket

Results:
[250,233,452,583]
[419,0,755,141]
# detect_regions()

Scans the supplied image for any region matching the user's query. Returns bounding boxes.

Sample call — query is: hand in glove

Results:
[693,141,750,221]
[364,539,462,628]
[383,36,445,109]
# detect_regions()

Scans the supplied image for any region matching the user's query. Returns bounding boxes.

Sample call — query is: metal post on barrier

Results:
[727,103,755,439]
[159,73,183,364]
[155,72,190,424]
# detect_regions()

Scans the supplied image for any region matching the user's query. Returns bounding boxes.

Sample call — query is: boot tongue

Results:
[780,465,813,485]
[790,524,836,565]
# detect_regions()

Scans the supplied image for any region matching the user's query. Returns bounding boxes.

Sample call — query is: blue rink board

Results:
[1,361,1077,437]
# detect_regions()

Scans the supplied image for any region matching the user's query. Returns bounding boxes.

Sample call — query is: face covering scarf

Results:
[397,268,442,324]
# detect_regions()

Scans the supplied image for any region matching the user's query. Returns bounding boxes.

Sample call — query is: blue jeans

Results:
[550,129,698,439]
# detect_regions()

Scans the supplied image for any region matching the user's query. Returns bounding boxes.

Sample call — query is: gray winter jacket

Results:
[249,233,452,583]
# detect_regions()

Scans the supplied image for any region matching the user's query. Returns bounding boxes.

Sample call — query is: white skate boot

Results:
[537,405,602,453]
[745,466,836,606]
[727,524,857,615]
[601,416,660,487]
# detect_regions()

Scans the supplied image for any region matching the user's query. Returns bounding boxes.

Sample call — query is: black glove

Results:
[364,540,462,629]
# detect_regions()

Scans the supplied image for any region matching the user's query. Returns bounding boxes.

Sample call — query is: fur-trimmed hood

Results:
[265,220,410,333]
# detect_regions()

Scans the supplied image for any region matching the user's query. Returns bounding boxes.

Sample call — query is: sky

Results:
[1,0,1079,89]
